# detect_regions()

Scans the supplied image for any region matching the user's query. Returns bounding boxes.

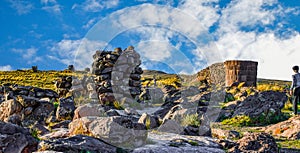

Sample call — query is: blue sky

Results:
[0,0,300,80]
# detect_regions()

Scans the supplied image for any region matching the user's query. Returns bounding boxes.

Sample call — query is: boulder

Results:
[56,97,76,121]
[265,115,300,140]
[230,133,278,153]
[138,113,159,129]
[0,121,38,153]
[73,103,107,120]
[88,116,147,148]
[0,99,23,124]
[69,116,147,148]
[37,135,118,153]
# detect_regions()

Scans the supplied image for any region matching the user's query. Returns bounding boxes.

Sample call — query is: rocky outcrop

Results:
[265,115,300,140]
[229,133,278,153]
[219,91,287,121]
[0,97,55,126]
[0,121,38,153]
[217,133,278,153]
[38,135,119,153]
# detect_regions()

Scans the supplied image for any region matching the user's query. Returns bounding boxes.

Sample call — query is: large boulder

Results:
[69,116,148,149]
[0,121,38,153]
[88,116,147,148]
[37,135,119,153]
[265,115,300,140]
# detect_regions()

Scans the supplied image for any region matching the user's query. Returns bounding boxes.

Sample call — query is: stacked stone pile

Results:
[92,46,143,105]
[54,76,72,97]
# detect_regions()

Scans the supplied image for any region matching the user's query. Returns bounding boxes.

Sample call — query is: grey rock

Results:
[38,135,118,153]
[133,132,224,153]
[0,121,38,153]
[56,97,75,121]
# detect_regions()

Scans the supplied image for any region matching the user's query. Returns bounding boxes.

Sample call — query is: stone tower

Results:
[224,60,258,87]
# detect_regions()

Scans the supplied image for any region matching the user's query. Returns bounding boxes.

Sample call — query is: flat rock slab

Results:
[133,132,224,153]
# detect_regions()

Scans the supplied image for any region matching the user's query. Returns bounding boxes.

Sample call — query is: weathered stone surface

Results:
[40,128,69,140]
[229,133,278,153]
[181,86,201,97]
[38,135,118,153]
[265,115,300,140]
[158,119,184,134]
[56,97,76,121]
[138,113,159,129]
[212,128,241,139]
[73,103,107,120]
[88,116,147,148]
[0,99,22,124]
[132,132,224,153]
[0,121,38,153]
[219,91,288,121]
[232,91,287,118]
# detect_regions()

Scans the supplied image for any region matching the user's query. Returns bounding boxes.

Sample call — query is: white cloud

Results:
[181,0,300,80]
[82,18,96,29]
[8,0,34,15]
[0,65,13,71]
[11,47,42,64]
[41,0,62,14]
[137,41,172,61]
[78,2,299,80]
[178,0,219,30]
[218,0,282,34]
[72,0,119,12]
[12,47,38,60]
[50,38,107,70]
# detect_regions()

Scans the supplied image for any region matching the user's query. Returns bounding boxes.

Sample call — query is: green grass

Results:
[181,113,201,127]
[277,139,300,149]
[0,70,87,90]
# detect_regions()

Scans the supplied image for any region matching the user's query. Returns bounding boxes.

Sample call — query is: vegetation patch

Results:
[181,113,201,127]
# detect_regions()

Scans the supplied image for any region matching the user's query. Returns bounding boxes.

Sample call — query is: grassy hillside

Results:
[0,70,291,91]
[0,70,86,90]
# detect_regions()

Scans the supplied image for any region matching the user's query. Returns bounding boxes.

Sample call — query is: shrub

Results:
[181,113,201,127]
[221,115,252,127]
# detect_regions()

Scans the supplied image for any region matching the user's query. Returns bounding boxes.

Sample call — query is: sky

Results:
[0,0,300,81]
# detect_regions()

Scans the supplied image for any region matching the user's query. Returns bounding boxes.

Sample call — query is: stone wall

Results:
[92,46,143,105]
[224,60,258,87]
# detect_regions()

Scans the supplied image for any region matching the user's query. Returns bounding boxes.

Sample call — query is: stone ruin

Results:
[198,60,258,87]
[92,46,143,105]
[224,60,258,87]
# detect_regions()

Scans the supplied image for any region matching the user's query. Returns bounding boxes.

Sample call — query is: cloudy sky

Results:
[0,0,300,80]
